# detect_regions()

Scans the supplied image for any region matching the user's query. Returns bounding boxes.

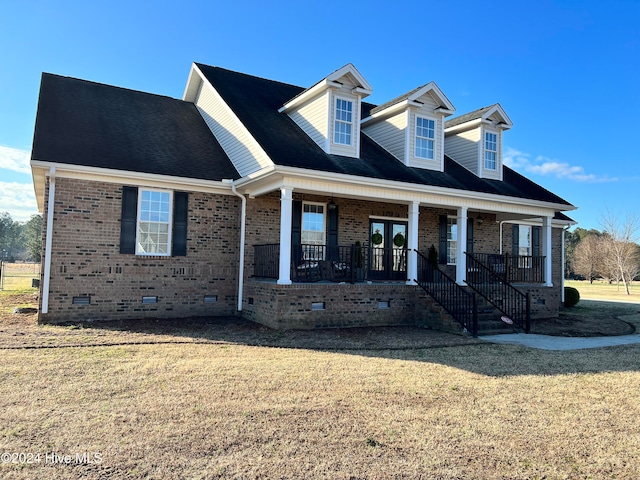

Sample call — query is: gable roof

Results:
[195,64,573,207]
[445,103,513,130]
[32,73,239,181]
[367,82,455,118]
[279,63,372,113]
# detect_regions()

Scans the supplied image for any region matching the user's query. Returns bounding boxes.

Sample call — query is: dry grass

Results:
[566,279,640,301]
[1,293,640,479]
[0,263,39,292]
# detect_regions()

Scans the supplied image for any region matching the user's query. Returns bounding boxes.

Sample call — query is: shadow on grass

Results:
[43,305,640,377]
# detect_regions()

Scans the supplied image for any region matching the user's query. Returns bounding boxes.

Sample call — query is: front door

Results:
[369,220,407,281]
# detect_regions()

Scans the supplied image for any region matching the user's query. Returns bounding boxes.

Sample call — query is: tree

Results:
[565,227,602,278]
[573,234,603,283]
[600,211,639,294]
[23,214,43,262]
[0,211,22,261]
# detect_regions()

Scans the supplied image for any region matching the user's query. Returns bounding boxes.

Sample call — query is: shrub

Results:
[564,286,580,308]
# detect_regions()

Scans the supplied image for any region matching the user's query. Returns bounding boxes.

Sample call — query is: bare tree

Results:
[600,211,639,295]
[573,234,603,283]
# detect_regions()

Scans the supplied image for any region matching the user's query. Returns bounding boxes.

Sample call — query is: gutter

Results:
[224,179,246,312]
[41,167,55,314]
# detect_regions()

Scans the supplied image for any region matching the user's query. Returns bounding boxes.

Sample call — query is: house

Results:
[30,63,576,335]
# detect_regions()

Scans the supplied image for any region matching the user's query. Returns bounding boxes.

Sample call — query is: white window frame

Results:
[415,115,436,160]
[518,224,532,268]
[135,188,173,256]
[484,131,498,170]
[333,97,353,146]
[301,202,326,260]
[447,216,457,265]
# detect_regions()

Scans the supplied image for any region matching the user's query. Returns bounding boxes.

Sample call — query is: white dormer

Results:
[361,83,455,172]
[278,64,373,159]
[444,103,513,181]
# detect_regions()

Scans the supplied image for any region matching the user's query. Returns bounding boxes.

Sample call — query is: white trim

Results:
[135,188,173,257]
[267,164,575,213]
[456,207,468,285]
[227,181,247,312]
[31,160,236,206]
[278,187,293,285]
[301,201,327,247]
[332,95,355,147]
[41,167,56,315]
[406,201,419,285]
[413,114,437,161]
[369,215,409,222]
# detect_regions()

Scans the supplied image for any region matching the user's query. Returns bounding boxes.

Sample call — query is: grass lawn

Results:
[566,279,640,302]
[1,294,640,478]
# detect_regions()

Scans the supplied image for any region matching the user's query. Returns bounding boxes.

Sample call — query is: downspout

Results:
[225,180,246,312]
[561,225,570,304]
[41,167,56,314]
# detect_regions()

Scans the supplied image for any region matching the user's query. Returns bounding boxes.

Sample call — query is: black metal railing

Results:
[465,252,531,333]
[415,250,478,337]
[253,243,371,283]
[470,253,545,284]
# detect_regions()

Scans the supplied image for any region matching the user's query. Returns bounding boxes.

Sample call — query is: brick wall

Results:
[242,279,455,330]
[39,177,241,323]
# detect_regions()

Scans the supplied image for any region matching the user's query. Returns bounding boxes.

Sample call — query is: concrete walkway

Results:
[481,333,640,351]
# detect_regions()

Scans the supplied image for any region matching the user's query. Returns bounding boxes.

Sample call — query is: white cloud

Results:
[0,181,38,222]
[503,146,617,183]
[0,145,31,175]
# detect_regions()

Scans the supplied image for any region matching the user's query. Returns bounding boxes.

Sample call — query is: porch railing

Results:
[253,243,371,283]
[470,253,545,284]
[415,250,478,337]
[465,252,531,333]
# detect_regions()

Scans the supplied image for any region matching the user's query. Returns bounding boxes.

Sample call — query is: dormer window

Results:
[334,98,353,145]
[484,132,497,170]
[415,116,435,160]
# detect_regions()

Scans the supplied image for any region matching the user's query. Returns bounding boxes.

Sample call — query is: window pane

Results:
[137,190,171,255]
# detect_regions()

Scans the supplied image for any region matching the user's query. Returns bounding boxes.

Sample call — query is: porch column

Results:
[278,187,293,285]
[543,215,553,286]
[456,206,468,286]
[406,201,419,285]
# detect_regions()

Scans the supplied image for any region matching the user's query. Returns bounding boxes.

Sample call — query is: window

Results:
[484,132,497,170]
[415,117,435,160]
[447,217,457,265]
[334,98,353,145]
[301,203,325,259]
[137,189,172,255]
[518,225,532,256]
[518,225,532,268]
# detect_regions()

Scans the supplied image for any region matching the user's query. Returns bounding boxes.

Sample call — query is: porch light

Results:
[477,216,484,225]
[328,199,337,210]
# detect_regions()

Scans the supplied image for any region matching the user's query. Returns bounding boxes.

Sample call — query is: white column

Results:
[278,187,293,285]
[456,206,468,285]
[406,201,419,285]
[543,215,553,286]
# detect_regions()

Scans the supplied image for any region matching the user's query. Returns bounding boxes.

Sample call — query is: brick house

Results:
[30,63,576,335]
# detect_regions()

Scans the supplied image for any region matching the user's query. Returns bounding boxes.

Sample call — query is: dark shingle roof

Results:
[32,73,240,181]
[445,104,495,129]
[368,85,426,116]
[195,65,573,207]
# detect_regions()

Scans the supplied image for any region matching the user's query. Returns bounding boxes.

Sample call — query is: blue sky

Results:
[1,0,638,227]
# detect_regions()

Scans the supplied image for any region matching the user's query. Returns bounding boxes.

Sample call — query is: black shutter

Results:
[532,226,541,257]
[120,186,138,254]
[512,224,519,256]
[327,204,339,261]
[291,201,302,263]
[439,215,447,264]
[172,192,188,256]
[466,217,474,255]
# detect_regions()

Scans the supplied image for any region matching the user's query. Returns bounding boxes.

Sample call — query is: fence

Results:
[0,262,40,291]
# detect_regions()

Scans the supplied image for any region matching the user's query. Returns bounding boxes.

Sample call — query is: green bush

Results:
[564,286,580,308]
